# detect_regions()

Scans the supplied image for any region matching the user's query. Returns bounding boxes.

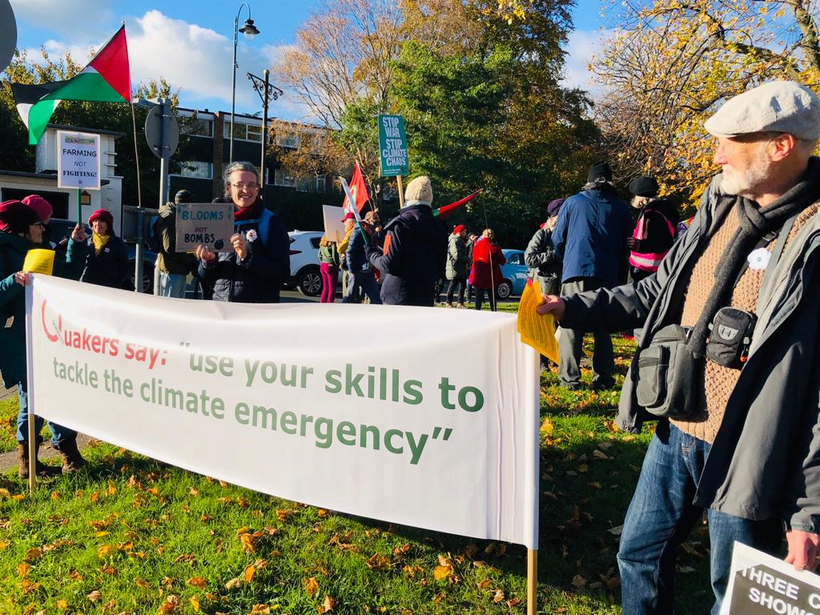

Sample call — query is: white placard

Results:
[57,130,101,190]
[721,542,820,614]
[26,276,540,548]
[322,204,346,243]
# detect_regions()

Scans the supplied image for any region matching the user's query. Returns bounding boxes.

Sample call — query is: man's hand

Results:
[230,233,248,260]
[13,272,30,287]
[626,237,640,250]
[536,294,566,320]
[71,223,87,242]
[195,244,216,263]
[785,530,820,571]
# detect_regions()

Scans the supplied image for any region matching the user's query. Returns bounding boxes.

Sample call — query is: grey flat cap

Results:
[704,81,820,140]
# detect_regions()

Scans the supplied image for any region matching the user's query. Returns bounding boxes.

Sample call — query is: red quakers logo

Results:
[41,299,62,343]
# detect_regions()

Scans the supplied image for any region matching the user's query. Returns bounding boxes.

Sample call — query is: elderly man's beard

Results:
[719,144,772,198]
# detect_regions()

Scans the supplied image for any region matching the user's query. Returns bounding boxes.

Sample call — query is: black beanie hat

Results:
[0,200,40,235]
[175,189,195,204]
[587,161,612,184]
[628,176,660,197]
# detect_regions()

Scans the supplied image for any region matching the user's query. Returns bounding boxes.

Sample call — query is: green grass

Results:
[0,320,713,614]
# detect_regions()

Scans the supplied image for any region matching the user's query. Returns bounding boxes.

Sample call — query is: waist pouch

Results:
[706,307,756,370]
[635,324,704,419]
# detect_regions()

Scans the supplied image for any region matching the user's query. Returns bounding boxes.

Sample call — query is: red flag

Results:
[433,189,483,219]
[342,161,370,214]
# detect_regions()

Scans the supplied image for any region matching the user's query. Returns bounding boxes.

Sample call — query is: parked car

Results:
[48,218,157,293]
[287,230,324,297]
[497,249,528,300]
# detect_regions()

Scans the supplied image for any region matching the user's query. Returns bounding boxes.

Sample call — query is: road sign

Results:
[145,104,179,159]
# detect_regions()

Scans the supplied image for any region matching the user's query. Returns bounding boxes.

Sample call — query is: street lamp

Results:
[229,2,260,164]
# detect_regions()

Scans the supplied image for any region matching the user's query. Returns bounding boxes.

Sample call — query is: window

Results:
[179,116,213,137]
[276,133,300,149]
[177,161,213,179]
[223,121,262,142]
[316,175,326,193]
[508,253,523,265]
[274,167,296,188]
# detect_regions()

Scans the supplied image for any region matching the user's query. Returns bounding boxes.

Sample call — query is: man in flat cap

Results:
[537,80,820,613]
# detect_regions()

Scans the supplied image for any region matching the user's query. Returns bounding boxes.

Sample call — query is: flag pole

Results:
[76,188,82,225]
[129,102,143,209]
[27,407,36,494]
[339,177,370,246]
[396,175,404,208]
[527,549,538,615]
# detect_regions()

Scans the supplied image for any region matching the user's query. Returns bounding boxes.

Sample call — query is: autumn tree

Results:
[593,0,820,204]
[1,47,179,209]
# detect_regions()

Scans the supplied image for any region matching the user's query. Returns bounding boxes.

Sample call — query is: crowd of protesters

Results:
[3,79,820,615]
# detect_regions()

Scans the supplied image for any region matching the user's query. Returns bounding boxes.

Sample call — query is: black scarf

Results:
[689,157,820,358]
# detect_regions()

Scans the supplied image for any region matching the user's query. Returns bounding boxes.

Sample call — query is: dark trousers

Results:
[446,277,467,304]
[558,277,614,387]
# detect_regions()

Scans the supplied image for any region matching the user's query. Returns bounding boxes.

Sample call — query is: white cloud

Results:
[10,0,114,40]
[561,28,615,100]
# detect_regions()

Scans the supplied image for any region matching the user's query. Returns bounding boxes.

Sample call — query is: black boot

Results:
[17,439,61,479]
[53,438,86,473]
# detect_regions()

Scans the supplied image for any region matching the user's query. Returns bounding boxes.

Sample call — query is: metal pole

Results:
[260,69,269,199]
[229,14,238,164]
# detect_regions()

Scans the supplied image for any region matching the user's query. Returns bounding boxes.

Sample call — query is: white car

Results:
[287,230,324,296]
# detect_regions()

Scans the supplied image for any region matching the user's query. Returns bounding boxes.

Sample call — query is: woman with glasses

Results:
[0,200,89,478]
[80,208,134,291]
[195,161,290,303]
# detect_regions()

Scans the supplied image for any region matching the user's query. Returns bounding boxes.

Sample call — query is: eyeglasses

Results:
[30,222,45,229]
[231,182,259,191]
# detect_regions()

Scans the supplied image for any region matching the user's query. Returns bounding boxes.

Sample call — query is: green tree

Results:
[1,47,179,211]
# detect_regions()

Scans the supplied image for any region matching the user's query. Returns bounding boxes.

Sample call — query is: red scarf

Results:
[233,199,263,221]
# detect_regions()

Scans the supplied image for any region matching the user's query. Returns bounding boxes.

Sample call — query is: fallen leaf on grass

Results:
[187,577,207,588]
[159,595,180,613]
[433,565,452,581]
[593,449,611,460]
[571,575,587,588]
[189,596,200,612]
[88,590,102,603]
[134,578,150,589]
[23,548,42,562]
[506,597,521,607]
[365,553,391,570]
[540,418,554,435]
[244,565,256,583]
[249,605,270,614]
[492,589,505,603]
[589,482,602,489]
[598,441,614,450]
[321,595,338,613]
[477,579,491,589]
[17,562,29,577]
[225,577,243,590]
[303,577,319,597]
[55,599,68,610]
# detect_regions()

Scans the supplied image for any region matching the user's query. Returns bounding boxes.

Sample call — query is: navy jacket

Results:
[367,204,447,306]
[552,185,632,285]
[345,225,373,273]
[81,234,133,290]
[198,205,290,303]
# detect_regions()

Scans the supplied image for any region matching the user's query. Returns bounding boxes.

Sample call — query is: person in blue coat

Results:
[367,176,448,306]
[551,162,632,390]
[196,161,290,303]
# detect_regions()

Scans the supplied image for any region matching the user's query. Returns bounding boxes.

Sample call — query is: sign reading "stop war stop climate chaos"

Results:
[57,130,101,190]
[378,114,409,177]
[26,276,540,548]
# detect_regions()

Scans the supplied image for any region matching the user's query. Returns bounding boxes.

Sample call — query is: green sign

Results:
[378,114,409,176]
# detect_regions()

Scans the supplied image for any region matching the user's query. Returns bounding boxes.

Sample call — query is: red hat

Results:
[452,224,466,235]
[21,195,53,221]
[88,208,114,228]
[341,212,355,222]
[0,200,40,235]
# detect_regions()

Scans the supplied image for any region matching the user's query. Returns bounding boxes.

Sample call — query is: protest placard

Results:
[322,205,346,243]
[378,115,408,177]
[721,542,820,614]
[26,276,540,549]
[174,202,234,252]
[57,131,100,190]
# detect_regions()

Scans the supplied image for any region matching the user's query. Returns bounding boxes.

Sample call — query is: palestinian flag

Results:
[11,25,131,145]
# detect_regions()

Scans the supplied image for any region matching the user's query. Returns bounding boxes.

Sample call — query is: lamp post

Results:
[248,70,283,198]
[229,2,260,164]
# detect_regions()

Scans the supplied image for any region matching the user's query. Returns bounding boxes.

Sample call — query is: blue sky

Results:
[9,0,609,123]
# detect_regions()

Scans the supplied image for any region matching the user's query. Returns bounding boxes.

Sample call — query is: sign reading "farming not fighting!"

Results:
[57,130,100,190]
[26,276,540,548]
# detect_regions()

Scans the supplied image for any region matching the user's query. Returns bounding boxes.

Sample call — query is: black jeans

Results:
[446,277,467,304]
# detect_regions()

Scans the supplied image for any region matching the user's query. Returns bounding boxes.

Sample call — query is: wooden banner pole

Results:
[27,402,36,494]
[527,549,538,615]
[396,175,405,208]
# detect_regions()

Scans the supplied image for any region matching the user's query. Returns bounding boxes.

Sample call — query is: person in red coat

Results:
[469,228,506,311]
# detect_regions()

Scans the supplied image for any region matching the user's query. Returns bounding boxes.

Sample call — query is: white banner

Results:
[26,276,539,548]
